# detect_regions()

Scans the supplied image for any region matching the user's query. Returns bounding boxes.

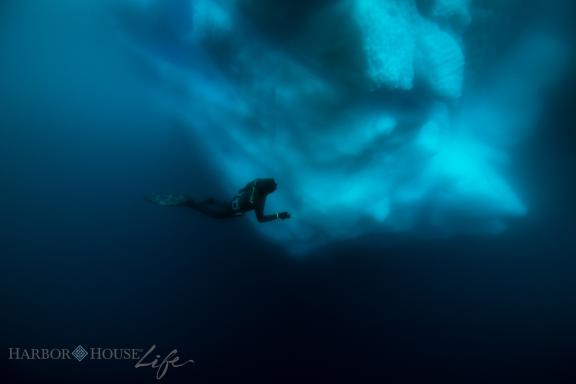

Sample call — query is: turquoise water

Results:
[1,1,576,382]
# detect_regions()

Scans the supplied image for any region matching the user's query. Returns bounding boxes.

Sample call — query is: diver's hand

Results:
[278,212,291,220]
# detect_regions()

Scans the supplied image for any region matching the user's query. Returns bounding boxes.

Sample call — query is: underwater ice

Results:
[121,0,568,252]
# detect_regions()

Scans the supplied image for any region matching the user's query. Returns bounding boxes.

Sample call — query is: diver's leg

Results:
[146,194,190,206]
[186,199,237,219]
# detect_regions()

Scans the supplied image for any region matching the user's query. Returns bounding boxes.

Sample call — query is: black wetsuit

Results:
[185,178,287,222]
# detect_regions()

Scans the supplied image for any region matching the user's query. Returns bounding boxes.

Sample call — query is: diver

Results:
[146,178,291,222]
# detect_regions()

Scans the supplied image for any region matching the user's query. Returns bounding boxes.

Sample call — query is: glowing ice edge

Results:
[123,0,568,253]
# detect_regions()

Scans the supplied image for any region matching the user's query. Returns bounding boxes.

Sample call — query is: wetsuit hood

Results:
[259,178,277,194]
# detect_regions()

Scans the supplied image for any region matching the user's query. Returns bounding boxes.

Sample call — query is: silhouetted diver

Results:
[147,178,291,222]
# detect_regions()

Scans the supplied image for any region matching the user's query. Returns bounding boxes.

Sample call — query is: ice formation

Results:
[119,0,569,252]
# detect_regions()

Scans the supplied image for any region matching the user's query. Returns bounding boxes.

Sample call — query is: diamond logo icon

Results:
[72,345,88,362]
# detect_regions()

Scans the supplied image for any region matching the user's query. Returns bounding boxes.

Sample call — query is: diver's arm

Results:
[254,198,290,222]
[254,198,278,222]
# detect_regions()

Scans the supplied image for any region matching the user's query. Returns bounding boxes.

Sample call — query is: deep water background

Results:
[1,1,576,383]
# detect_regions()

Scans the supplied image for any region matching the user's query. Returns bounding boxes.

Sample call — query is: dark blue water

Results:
[1,1,576,383]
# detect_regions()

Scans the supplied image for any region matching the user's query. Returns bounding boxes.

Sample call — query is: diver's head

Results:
[259,178,278,194]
